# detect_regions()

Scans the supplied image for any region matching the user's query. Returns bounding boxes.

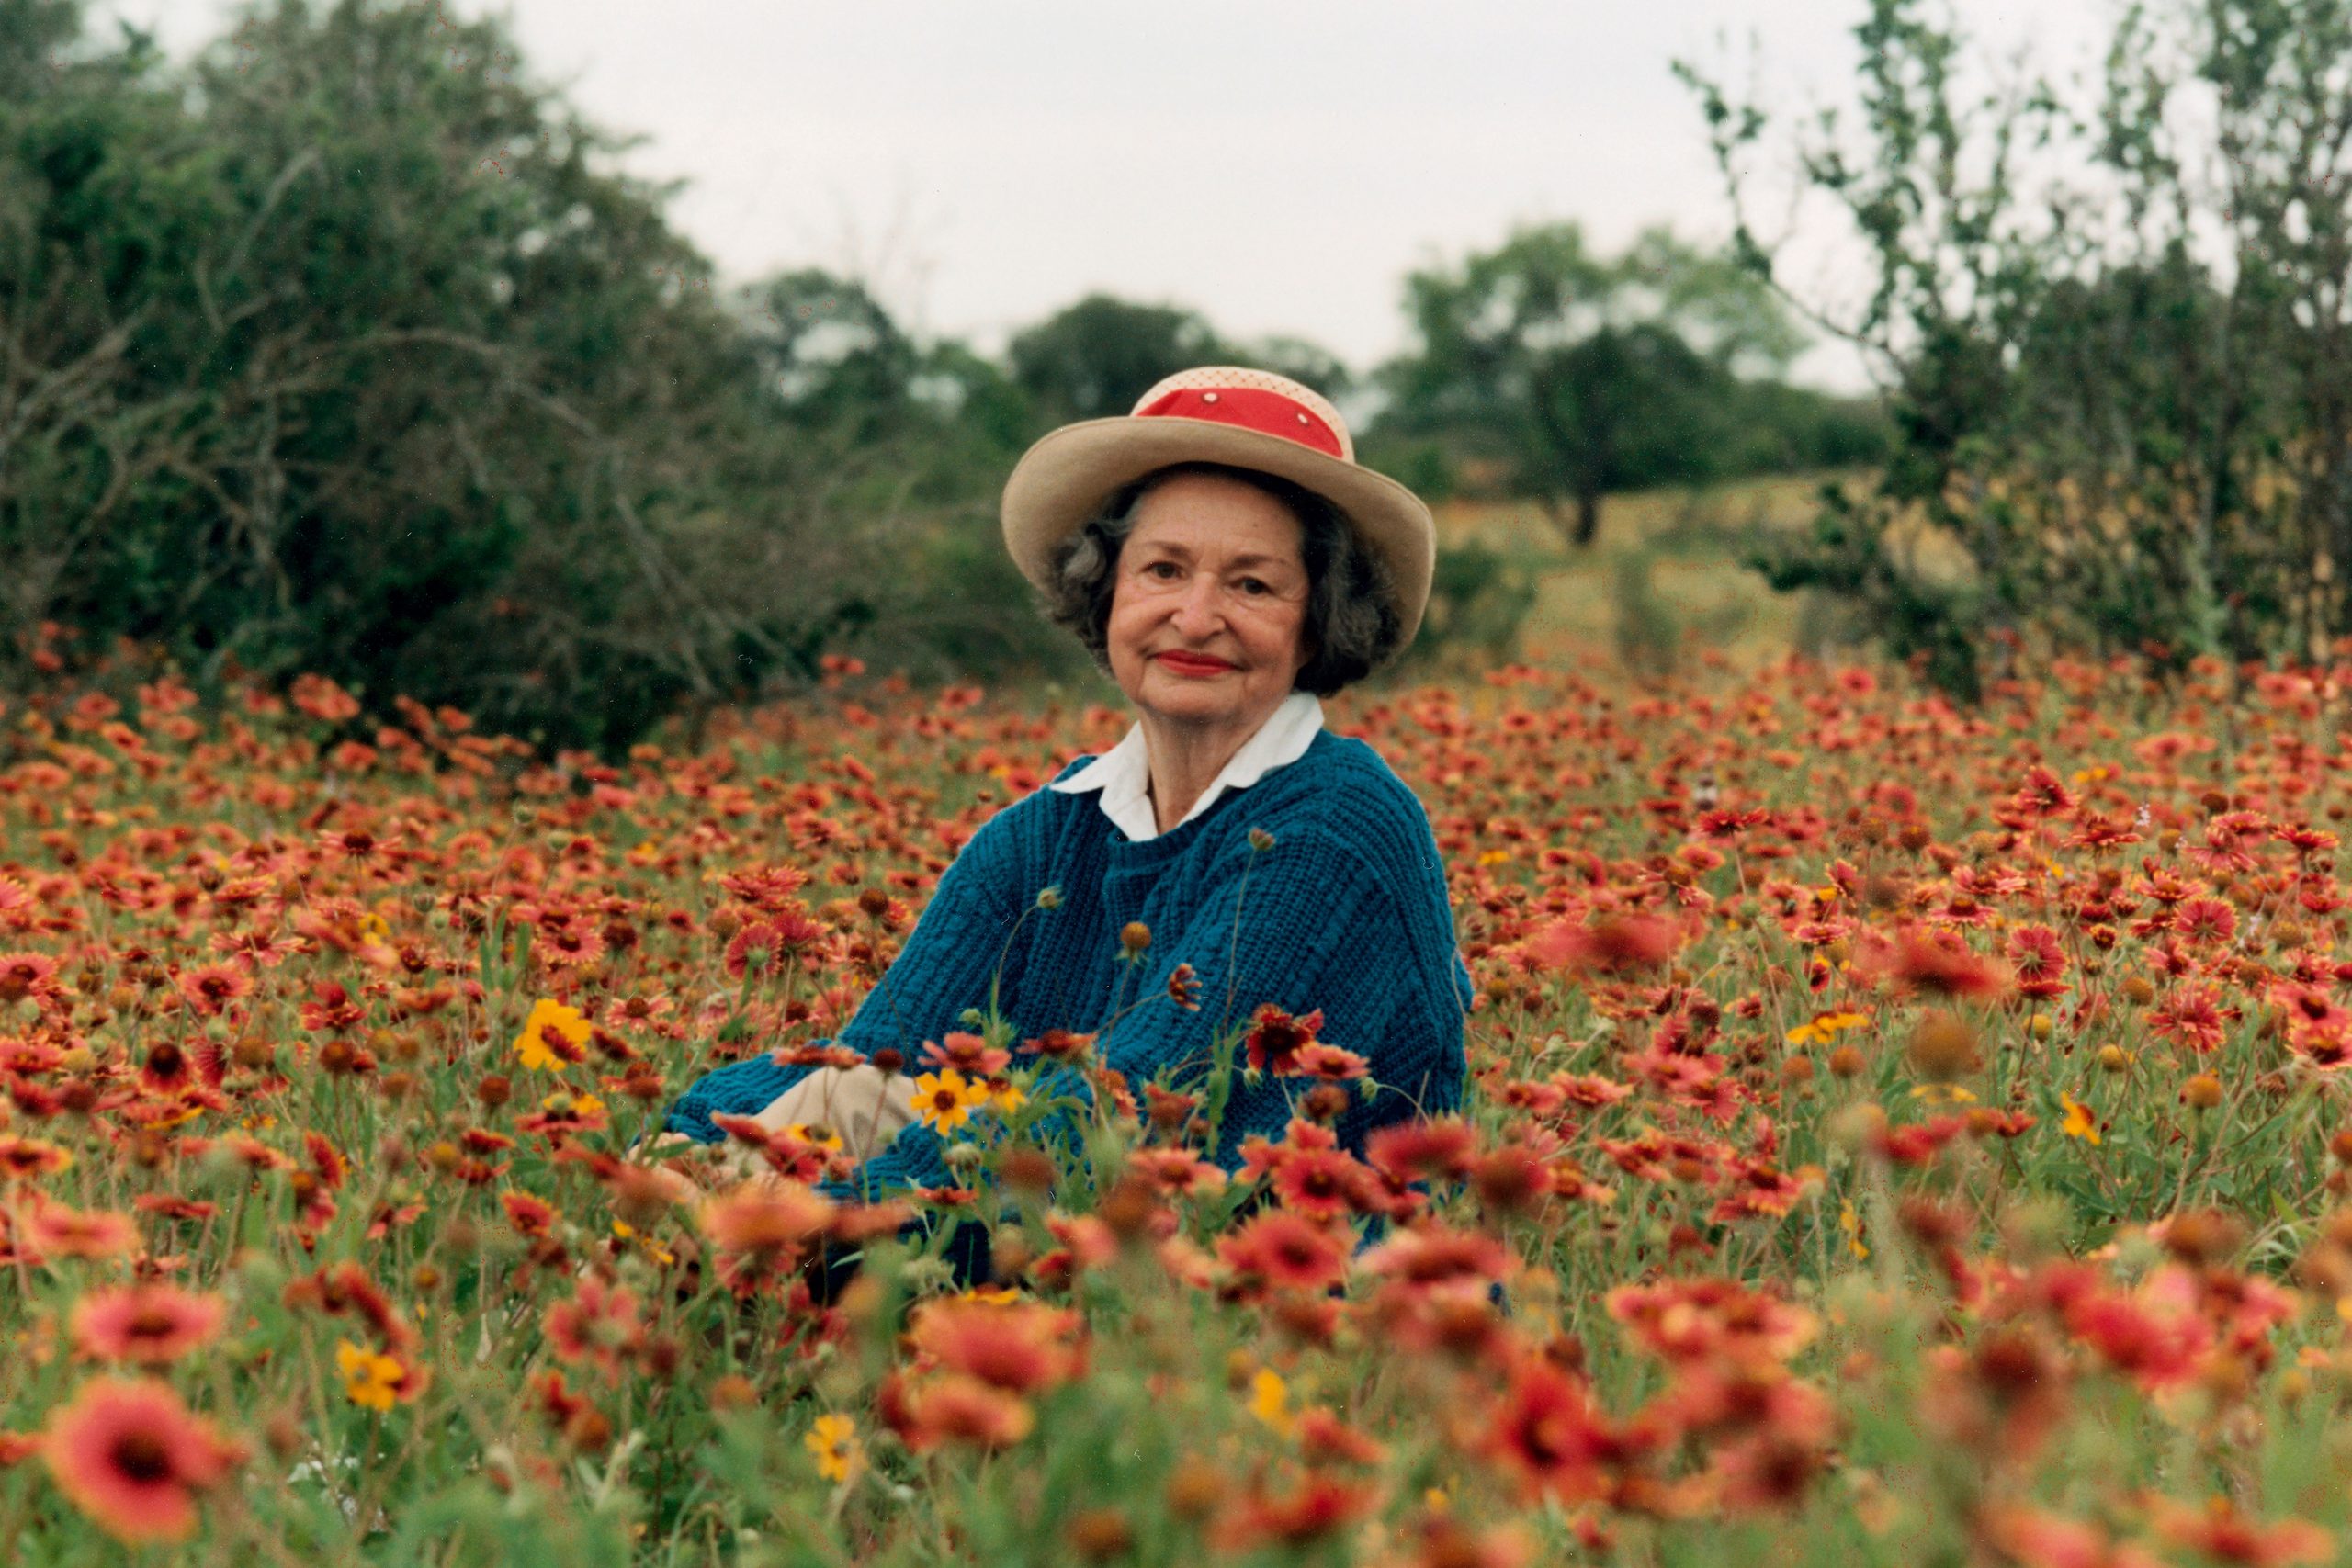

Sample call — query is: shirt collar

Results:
[1050,691,1323,842]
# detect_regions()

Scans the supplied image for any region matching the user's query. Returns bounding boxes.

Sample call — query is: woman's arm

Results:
[660,795,1042,1145]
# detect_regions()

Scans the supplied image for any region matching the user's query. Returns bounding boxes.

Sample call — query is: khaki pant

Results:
[653,1065,917,1185]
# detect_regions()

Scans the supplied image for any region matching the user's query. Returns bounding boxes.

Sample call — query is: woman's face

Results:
[1104,470,1313,739]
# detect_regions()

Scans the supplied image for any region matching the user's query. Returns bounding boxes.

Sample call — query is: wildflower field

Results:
[13,653,2352,1566]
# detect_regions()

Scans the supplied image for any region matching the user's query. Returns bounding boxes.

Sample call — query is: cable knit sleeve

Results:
[660,795,1042,1144]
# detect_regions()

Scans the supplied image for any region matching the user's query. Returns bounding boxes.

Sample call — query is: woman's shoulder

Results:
[1250,730,1447,869]
[1283,728,1433,812]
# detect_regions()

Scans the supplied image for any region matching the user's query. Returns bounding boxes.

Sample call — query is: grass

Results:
[1432,471,1868,673]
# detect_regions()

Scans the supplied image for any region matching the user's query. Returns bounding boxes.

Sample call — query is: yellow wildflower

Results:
[1786,1010,1868,1047]
[804,1413,864,1483]
[612,1219,674,1267]
[1249,1368,1295,1437]
[337,1338,402,1412]
[957,1285,1023,1305]
[787,1122,845,1155]
[910,1069,990,1134]
[513,998,590,1071]
[2060,1091,2102,1146]
[1839,1201,1870,1260]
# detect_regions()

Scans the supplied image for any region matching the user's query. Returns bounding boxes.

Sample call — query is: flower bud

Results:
[1302,1083,1351,1122]
[996,1148,1057,1195]
[1165,1458,1223,1522]
[1905,1010,1980,1080]
[1065,1507,1135,1564]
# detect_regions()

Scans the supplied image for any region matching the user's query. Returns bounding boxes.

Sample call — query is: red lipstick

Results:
[1153,651,1236,675]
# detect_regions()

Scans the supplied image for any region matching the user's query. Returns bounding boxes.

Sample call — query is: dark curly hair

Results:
[1039,462,1404,696]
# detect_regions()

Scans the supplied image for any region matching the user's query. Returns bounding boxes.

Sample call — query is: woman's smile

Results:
[1152,649,1238,676]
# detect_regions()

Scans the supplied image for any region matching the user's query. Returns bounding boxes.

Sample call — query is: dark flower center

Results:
[128,1307,180,1340]
[110,1431,175,1483]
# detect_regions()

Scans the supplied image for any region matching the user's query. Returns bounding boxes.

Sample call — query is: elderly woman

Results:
[655,367,1472,1207]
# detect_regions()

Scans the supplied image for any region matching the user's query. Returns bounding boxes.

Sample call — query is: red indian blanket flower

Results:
[1243,1005,1326,1074]
[1365,1118,1478,1184]
[69,1285,229,1366]
[41,1377,247,1544]
[173,963,253,1017]
[2146,1495,2333,1567]
[20,1202,140,1261]
[1527,914,1681,975]
[1483,1356,1632,1505]
[905,1297,1083,1394]
[544,1277,645,1378]
[1860,927,2013,1000]
[1216,1209,1351,1294]
[879,1370,1035,1452]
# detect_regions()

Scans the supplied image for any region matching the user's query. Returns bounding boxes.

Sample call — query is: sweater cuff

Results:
[661,1053,823,1144]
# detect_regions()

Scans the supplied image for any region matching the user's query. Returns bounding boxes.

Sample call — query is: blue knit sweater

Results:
[662,728,1473,1201]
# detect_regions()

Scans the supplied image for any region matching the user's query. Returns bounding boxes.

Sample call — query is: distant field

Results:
[1435,471,1872,672]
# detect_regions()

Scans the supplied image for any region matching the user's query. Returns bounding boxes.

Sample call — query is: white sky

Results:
[109,0,2120,392]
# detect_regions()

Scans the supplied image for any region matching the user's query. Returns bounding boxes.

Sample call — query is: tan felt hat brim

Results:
[1001,417,1436,645]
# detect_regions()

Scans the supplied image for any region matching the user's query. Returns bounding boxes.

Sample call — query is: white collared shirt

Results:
[1049,691,1324,842]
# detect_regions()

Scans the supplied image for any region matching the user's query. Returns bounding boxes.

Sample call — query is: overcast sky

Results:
[110,0,2118,391]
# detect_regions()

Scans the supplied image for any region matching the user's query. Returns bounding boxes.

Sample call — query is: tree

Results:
[0,0,919,748]
[1006,294,1224,424]
[0,0,82,97]
[1679,0,2352,694]
[1236,334,1355,401]
[734,268,920,441]
[1379,222,1807,547]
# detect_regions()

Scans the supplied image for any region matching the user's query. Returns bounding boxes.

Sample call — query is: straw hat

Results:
[1001,366,1436,642]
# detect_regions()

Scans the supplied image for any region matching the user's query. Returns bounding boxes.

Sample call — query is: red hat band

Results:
[1133,384,1346,460]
